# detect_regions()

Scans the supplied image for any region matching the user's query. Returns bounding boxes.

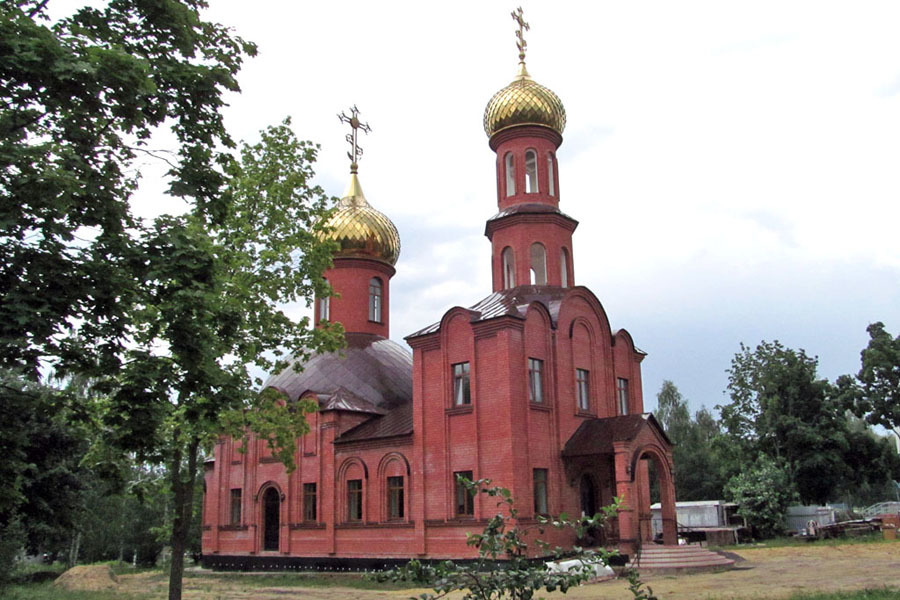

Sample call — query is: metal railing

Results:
[862,502,900,518]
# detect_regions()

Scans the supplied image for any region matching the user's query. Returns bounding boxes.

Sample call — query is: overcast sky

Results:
[59,1,900,415]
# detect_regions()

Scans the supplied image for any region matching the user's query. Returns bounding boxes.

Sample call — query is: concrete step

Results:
[627,544,735,574]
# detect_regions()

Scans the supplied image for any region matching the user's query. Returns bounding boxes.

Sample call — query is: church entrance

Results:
[262,487,280,551]
[579,474,596,517]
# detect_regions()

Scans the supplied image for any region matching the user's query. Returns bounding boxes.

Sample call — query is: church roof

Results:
[562,414,671,457]
[406,285,572,338]
[264,332,412,411]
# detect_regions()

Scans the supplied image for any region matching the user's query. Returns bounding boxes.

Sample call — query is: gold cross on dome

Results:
[511,6,530,62]
[337,105,371,173]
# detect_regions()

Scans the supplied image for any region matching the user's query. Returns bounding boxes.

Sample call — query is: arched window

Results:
[504,152,515,196]
[502,247,516,288]
[369,278,382,323]
[318,279,330,321]
[560,248,570,288]
[525,150,538,193]
[530,243,547,285]
[547,152,556,196]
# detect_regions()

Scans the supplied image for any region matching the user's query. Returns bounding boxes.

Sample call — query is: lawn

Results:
[5,536,899,600]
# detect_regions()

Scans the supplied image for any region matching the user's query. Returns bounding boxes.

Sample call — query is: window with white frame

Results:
[528,358,544,404]
[368,278,382,323]
[617,377,629,415]
[576,368,590,412]
[453,362,471,406]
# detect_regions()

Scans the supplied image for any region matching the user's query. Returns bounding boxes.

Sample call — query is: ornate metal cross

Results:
[511,7,530,62]
[337,105,371,173]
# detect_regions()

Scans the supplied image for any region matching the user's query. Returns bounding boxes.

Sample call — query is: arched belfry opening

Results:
[262,487,280,551]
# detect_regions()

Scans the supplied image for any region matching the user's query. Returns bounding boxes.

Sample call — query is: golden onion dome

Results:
[484,62,566,138]
[319,174,401,266]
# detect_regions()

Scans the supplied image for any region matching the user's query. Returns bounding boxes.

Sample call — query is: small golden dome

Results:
[319,174,401,266]
[484,63,566,138]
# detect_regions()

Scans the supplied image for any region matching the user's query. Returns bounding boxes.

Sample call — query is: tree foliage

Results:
[838,322,900,435]
[0,373,89,582]
[724,455,795,539]
[376,477,620,600]
[719,341,849,505]
[1,0,257,378]
[85,121,341,599]
[655,381,725,501]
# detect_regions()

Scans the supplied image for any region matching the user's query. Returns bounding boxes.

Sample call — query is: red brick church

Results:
[201,15,677,570]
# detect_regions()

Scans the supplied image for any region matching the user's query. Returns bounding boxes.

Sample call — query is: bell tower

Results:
[316,107,401,338]
[483,8,577,292]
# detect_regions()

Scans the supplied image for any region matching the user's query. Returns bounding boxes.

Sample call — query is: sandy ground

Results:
[110,542,900,599]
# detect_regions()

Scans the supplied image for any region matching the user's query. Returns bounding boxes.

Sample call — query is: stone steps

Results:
[627,544,735,574]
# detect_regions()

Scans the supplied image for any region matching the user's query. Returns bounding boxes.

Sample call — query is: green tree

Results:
[89,121,340,600]
[1,0,256,377]
[0,373,90,582]
[719,341,849,505]
[724,455,796,539]
[655,381,725,501]
[838,322,900,442]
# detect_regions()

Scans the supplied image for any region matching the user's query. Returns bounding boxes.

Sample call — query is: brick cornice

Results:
[484,211,579,240]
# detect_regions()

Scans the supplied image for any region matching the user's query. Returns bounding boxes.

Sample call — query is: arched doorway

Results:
[579,474,596,517]
[262,487,280,551]
[633,448,677,546]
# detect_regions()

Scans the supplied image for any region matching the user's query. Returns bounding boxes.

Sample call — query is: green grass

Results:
[184,570,419,590]
[2,581,152,600]
[714,531,897,550]
[782,588,900,600]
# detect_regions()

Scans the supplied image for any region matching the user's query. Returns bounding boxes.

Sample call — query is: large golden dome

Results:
[319,174,401,266]
[484,63,566,138]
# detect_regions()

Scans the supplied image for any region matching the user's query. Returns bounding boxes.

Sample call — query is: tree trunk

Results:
[167,432,200,600]
[68,532,81,568]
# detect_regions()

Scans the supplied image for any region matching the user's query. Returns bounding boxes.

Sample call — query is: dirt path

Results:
[115,542,900,599]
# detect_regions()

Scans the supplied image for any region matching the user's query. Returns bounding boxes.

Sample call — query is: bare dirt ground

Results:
[112,541,900,600]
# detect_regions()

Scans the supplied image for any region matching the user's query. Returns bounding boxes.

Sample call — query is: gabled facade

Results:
[201,20,676,570]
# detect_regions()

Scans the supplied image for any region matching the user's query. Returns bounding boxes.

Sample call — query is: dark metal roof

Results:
[317,388,386,415]
[407,285,570,339]
[334,402,412,445]
[263,333,413,443]
[264,333,412,410]
[562,413,671,457]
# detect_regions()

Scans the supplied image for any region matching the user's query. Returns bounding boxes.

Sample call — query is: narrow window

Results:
[525,150,538,193]
[533,469,548,515]
[454,470,474,516]
[303,483,317,521]
[618,378,629,415]
[453,362,471,406]
[502,247,516,289]
[230,489,241,525]
[318,296,330,321]
[505,153,515,196]
[547,153,556,196]
[387,476,405,520]
[528,358,544,404]
[560,248,570,288]
[576,368,590,412]
[530,243,547,285]
[368,278,382,323]
[347,479,363,521]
